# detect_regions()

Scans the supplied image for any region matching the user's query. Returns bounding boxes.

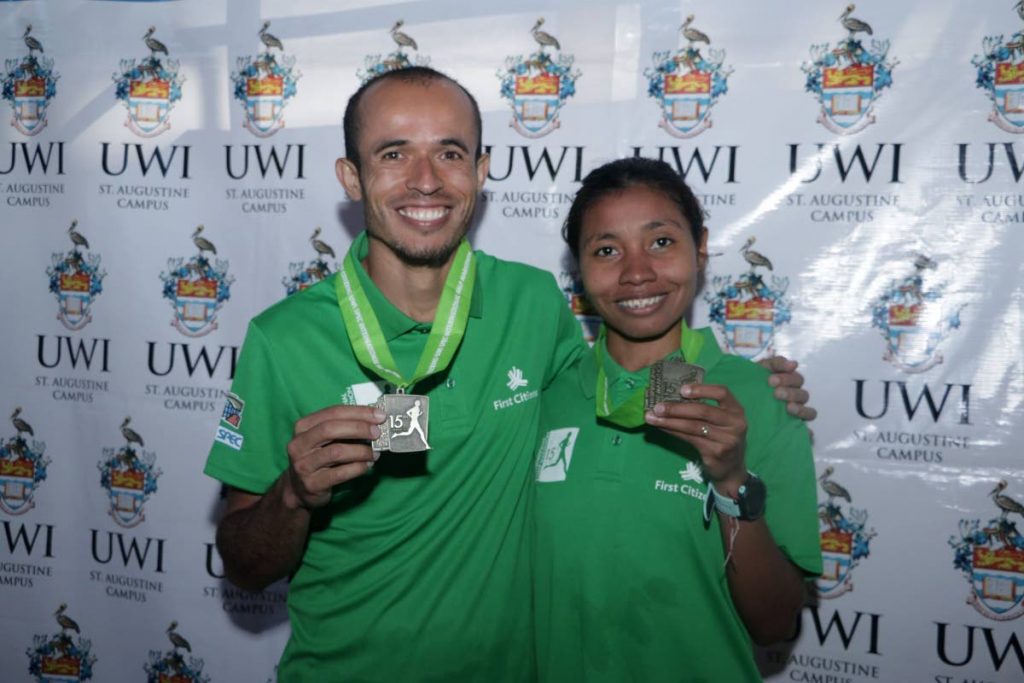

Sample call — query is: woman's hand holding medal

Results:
[644,384,749,494]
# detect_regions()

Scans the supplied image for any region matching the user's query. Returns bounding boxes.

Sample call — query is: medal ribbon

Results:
[594,320,704,428]
[336,232,476,391]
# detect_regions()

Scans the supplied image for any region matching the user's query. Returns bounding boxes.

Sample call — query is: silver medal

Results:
[645,358,705,411]
[372,393,431,453]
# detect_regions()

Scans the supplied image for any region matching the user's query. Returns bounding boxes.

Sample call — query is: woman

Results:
[534,158,822,682]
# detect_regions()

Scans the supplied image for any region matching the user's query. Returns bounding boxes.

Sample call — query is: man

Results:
[205,67,814,681]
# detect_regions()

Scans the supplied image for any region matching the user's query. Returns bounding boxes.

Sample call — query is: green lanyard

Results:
[594,320,705,428]
[335,232,476,392]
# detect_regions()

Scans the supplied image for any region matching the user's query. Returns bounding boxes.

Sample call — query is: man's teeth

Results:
[399,207,448,221]
[618,295,665,309]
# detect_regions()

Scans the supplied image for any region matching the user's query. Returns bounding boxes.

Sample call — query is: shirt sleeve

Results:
[540,273,586,391]
[203,320,297,495]
[751,414,823,577]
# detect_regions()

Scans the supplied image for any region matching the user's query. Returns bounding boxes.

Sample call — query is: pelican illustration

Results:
[818,467,852,504]
[390,20,417,52]
[143,26,169,58]
[121,416,144,448]
[167,621,192,652]
[680,15,710,48]
[310,227,335,259]
[990,481,1024,520]
[839,4,873,38]
[740,236,773,272]
[259,21,284,52]
[67,219,89,250]
[55,604,80,634]
[531,18,560,52]
[24,25,44,55]
[11,407,34,437]
[192,225,217,255]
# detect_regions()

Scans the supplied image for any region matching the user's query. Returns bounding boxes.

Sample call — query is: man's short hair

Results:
[342,66,483,171]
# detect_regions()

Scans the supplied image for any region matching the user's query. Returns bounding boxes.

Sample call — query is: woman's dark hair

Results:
[562,157,704,261]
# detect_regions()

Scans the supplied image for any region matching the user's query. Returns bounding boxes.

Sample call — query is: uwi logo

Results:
[870,254,963,374]
[801,5,897,135]
[47,220,105,331]
[26,604,96,682]
[559,271,600,344]
[144,621,210,683]
[498,18,580,138]
[816,466,875,599]
[949,480,1024,621]
[160,225,233,338]
[644,14,732,139]
[2,24,59,136]
[357,20,429,83]
[284,227,336,296]
[972,4,1024,133]
[113,26,184,137]
[97,417,161,528]
[0,407,49,516]
[231,20,300,138]
[704,237,791,360]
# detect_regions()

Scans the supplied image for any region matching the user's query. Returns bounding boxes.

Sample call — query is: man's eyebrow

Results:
[371,139,407,155]
[440,138,470,153]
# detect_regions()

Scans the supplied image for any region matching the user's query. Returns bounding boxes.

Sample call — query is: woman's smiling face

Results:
[579,184,708,349]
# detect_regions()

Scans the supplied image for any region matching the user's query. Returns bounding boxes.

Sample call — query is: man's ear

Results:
[336,158,362,201]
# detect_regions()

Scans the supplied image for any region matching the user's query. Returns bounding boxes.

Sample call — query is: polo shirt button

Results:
[612,435,622,446]
[625,379,636,390]
[445,377,456,389]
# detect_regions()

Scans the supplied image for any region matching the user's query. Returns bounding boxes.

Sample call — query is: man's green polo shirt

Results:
[205,241,583,682]
[533,327,822,683]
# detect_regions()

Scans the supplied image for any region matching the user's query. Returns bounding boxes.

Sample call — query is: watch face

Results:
[739,474,767,520]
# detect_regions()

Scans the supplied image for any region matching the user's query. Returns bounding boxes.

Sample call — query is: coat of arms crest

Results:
[2,25,59,136]
[870,254,963,374]
[972,2,1024,133]
[801,5,897,134]
[950,481,1024,621]
[498,18,581,138]
[704,237,791,360]
[160,226,233,338]
[644,15,732,138]
[112,26,184,137]
[231,21,300,137]
[47,221,105,331]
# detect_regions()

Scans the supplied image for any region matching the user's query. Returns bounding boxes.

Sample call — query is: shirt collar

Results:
[577,326,725,399]
[349,232,483,341]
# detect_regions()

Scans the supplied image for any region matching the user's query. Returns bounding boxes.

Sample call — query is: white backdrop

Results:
[1,1,1022,681]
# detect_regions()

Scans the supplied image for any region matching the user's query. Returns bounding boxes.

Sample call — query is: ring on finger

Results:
[699,424,710,437]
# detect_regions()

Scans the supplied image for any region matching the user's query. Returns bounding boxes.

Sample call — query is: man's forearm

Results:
[216,476,311,592]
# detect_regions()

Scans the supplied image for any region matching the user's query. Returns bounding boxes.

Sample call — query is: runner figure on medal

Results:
[394,399,430,450]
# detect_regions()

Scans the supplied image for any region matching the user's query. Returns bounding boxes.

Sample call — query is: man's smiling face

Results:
[338,78,489,268]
